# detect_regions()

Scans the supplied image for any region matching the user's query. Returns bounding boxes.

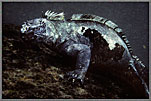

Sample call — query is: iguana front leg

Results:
[59,40,91,84]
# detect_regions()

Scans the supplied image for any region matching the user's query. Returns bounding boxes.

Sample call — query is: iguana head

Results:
[21,10,64,42]
[21,18,47,35]
[21,18,51,42]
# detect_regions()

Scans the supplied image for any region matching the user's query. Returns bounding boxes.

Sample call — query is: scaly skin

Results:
[21,10,149,98]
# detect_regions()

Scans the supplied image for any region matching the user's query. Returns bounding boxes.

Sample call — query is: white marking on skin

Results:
[55,34,59,39]
[72,32,76,36]
[66,23,71,33]
[78,26,89,35]
[101,28,125,50]
[102,34,116,50]
[50,32,54,36]
[21,24,30,33]
[77,26,83,35]
[67,45,72,52]
[100,28,129,51]
[45,32,49,36]
[22,24,26,27]
[41,19,47,23]
[21,28,25,33]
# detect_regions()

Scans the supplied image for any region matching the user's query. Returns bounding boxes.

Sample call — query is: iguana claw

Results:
[65,71,84,86]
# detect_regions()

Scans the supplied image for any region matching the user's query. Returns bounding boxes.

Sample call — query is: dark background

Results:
[2,2,149,66]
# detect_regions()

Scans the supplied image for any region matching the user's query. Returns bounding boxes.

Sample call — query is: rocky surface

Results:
[2,24,139,99]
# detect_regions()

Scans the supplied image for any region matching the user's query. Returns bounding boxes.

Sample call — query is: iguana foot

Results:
[65,70,85,86]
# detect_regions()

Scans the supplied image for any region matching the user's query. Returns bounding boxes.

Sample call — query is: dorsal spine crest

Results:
[71,14,134,56]
[44,10,65,20]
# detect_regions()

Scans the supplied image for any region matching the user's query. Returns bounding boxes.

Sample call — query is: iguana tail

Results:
[130,55,149,97]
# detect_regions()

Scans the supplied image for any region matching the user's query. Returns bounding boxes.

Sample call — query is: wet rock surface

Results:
[2,24,139,99]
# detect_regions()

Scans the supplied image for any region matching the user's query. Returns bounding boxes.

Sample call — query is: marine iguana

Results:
[21,10,149,98]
